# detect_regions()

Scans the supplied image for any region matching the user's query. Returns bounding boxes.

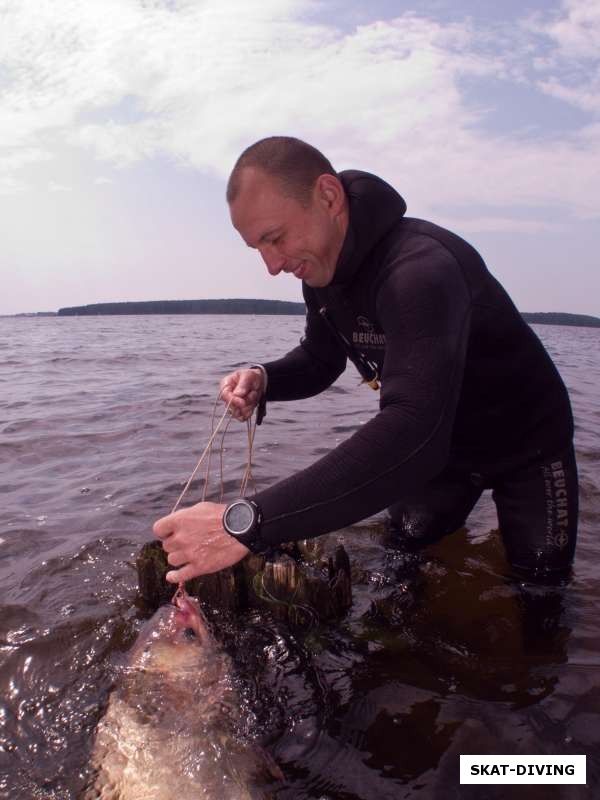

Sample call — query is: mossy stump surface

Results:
[136,540,352,626]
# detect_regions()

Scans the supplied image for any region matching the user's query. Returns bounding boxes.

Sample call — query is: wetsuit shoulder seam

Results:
[374,224,474,307]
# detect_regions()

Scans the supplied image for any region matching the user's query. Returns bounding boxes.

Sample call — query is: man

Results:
[153,136,578,585]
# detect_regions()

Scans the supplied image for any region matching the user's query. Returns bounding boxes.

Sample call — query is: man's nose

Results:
[259,245,286,276]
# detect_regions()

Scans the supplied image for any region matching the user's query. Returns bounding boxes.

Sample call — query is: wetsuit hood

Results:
[331,170,407,287]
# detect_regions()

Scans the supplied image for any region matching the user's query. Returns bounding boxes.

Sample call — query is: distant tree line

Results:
[520,312,600,328]
[55,301,600,328]
[58,299,306,316]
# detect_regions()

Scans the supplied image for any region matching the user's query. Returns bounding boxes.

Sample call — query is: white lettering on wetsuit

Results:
[542,460,570,549]
[352,331,386,347]
[352,315,386,349]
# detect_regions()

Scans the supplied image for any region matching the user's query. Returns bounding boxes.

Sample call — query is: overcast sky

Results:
[1,0,598,315]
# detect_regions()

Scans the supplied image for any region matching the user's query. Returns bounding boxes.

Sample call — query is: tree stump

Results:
[136,539,352,626]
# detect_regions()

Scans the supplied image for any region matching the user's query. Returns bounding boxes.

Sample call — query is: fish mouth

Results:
[172,593,209,641]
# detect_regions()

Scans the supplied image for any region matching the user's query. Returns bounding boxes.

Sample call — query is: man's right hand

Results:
[219,368,265,421]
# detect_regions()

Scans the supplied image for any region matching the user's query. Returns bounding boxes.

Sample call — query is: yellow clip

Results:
[360,378,380,390]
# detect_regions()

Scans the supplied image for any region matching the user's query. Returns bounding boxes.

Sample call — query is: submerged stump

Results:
[136,539,352,626]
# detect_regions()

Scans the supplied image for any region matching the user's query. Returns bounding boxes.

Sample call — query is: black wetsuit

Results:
[253,170,578,579]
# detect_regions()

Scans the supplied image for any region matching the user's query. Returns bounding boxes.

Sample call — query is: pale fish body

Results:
[85,595,272,800]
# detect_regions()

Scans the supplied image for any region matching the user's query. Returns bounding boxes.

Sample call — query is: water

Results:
[1,315,599,799]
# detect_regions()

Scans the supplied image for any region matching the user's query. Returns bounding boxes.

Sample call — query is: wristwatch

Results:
[222,498,267,554]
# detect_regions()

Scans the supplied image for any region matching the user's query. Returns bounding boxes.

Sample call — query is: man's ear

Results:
[315,173,345,214]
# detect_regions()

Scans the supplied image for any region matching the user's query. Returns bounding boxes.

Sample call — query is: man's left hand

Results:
[153,501,249,582]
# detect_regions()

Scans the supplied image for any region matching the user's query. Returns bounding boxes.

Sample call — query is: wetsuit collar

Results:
[330,170,408,287]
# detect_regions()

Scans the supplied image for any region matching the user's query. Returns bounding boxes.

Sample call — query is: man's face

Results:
[229,167,347,289]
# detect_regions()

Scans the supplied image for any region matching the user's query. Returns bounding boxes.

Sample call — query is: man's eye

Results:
[271,235,282,245]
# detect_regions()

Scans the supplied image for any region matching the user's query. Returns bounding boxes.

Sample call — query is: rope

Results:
[170,391,259,603]
[171,397,235,514]
[200,393,221,503]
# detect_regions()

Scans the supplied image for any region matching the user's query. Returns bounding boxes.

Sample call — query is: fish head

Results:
[129,598,212,676]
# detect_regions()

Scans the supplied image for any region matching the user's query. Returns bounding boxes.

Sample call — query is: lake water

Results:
[1,315,599,799]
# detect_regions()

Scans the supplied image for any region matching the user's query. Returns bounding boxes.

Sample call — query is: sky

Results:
[1,0,599,316]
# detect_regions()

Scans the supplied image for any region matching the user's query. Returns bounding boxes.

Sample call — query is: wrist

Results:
[248,364,268,394]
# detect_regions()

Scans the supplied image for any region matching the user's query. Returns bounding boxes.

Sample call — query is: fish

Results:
[84,591,279,800]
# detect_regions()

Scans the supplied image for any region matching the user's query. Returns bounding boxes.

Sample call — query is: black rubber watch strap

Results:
[248,364,267,425]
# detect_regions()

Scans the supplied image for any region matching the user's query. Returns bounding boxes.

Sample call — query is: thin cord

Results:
[171,397,234,514]
[240,417,257,496]
[170,392,260,605]
[201,394,222,502]
[218,413,235,503]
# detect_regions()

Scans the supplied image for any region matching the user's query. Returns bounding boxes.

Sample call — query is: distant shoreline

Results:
[8,300,600,328]
[57,299,306,316]
[520,312,600,328]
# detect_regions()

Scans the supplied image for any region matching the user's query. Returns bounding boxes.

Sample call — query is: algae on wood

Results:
[136,539,352,626]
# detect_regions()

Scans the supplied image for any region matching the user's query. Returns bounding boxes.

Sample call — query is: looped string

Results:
[171,583,186,608]
[240,417,257,497]
[171,396,233,515]
[169,391,259,605]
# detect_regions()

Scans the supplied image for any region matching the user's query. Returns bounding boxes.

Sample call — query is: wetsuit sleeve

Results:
[261,287,347,401]
[253,241,472,545]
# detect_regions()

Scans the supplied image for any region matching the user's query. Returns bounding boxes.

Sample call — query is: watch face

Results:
[225,501,254,535]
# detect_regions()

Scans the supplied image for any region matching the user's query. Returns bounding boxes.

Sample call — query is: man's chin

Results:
[304,274,333,288]
[303,265,335,288]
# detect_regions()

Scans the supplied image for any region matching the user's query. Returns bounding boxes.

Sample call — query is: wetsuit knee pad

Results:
[387,502,474,548]
[388,472,483,548]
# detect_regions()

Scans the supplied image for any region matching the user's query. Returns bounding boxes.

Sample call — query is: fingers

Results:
[219,368,263,421]
[166,549,186,566]
[166,564,197,584]
[232,390,261,421]
[233,370,259,397]
[219,370,245,413]
[153,501,249,582]
[152,514,175,539]
[219,372,238,402]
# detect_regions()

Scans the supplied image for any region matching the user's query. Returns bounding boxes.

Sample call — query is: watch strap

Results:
[248,364,267,425]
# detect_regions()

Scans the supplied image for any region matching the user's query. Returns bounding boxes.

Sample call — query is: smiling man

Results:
[153,136,578,586]
[227,148,347,288]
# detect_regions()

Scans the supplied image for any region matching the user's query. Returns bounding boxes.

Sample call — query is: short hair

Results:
[226,136,337,205]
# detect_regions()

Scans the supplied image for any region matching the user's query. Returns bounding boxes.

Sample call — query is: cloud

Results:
[0,145,51,193]
[93,176,113,185]
[436,216,565,235]
[76,119,166,167]
[527,0,600,115]
[538,0,600,59]
[0,174,26,195]
[538,77,600,114]
[0,0,599,225]
[48,180,71,192]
